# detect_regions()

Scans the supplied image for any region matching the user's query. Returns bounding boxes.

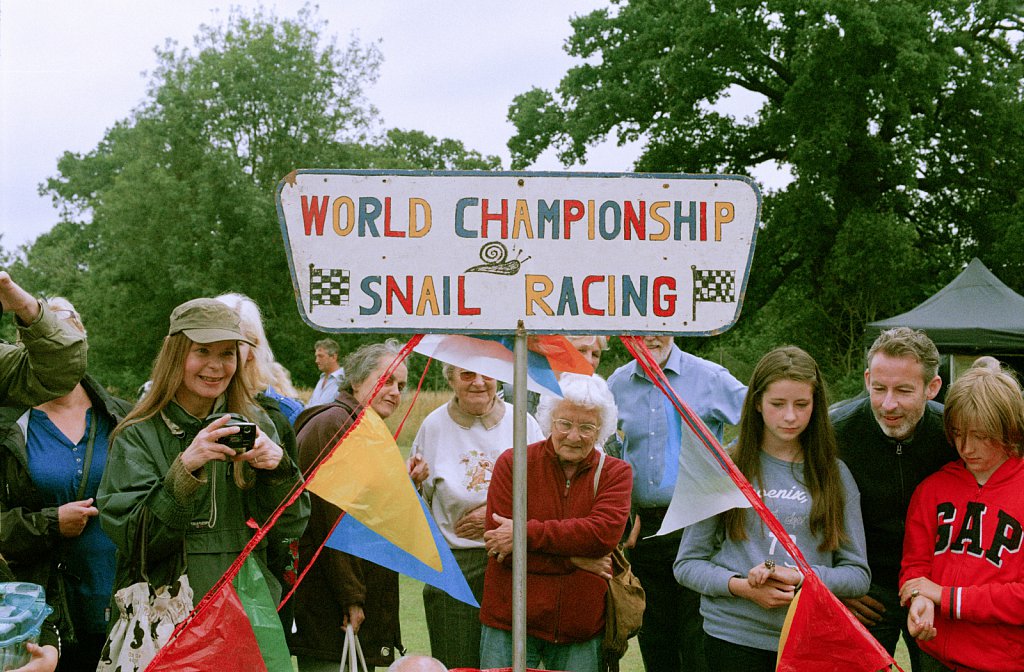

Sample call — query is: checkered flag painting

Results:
[309,264,350,311]
[692,265,736,320]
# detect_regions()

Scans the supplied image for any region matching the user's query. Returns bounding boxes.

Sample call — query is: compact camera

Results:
[204,413,256,453]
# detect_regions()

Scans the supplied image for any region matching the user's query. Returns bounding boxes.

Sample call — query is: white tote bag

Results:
[97,511,193,672]
[339,623,369,672]
[96,572,194,672]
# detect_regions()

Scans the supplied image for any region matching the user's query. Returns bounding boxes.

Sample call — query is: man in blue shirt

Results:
[607,335,746,672]
[305,338,344,408]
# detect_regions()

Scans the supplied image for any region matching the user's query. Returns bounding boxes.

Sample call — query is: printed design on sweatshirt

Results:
[756,485,809,504]
[758,486,810,528]
[460,449,495,493]
[934,500,1023,568]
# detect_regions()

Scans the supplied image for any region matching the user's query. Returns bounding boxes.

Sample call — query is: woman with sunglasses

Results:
[411,364,543,669]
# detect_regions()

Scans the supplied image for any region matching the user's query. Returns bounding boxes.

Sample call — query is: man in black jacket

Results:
[831,327,957,671]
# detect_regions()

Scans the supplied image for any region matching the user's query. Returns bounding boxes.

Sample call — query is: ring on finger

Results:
[764,559,776,573]
[911,589,920,599]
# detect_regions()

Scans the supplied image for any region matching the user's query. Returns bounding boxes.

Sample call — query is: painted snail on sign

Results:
[464,242,531,275]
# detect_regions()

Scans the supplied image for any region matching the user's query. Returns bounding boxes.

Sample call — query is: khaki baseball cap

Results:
[168,298,254,345]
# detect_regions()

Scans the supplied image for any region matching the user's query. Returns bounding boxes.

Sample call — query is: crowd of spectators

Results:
[2,267,1021,672]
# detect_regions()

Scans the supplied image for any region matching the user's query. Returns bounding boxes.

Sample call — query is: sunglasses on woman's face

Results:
[458,371,494,382]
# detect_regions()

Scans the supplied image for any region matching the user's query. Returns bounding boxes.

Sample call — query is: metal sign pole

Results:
[511,320,528,672]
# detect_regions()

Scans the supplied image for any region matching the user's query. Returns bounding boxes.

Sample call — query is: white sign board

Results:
[276,170,760,335]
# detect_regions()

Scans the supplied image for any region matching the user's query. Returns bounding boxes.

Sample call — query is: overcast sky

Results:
[0,1,781,251]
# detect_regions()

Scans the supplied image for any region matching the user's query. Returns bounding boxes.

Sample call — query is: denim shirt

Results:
[607,345,746,508]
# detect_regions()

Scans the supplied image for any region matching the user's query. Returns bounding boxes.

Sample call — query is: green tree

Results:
[509,0,1024,380]
[32,5,499,392]
[366,129,501,171]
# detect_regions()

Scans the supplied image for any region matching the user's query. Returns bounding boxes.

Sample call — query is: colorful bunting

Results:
[146,580,270,672]
[305,404,442,571]
[413,333,593,396]
[327,495,479,607]
[655,411,752,534]
[233,557,293,671]
[777,573,895,672]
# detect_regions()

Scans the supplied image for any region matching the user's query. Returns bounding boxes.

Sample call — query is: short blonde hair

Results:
[215,292,299,397]
[944,367,1024,458]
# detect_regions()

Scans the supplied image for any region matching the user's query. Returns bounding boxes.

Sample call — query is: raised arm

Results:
[0,274,87,406]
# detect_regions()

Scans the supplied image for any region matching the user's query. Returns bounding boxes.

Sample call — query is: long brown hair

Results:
[722,346,846,551]
[112,333,258,443]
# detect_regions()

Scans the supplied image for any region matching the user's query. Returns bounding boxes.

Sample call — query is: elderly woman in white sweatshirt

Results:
[411,363,543,669]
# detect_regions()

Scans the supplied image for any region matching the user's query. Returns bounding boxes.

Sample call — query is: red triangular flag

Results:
[777,573,899,672]
[146,582,268,672]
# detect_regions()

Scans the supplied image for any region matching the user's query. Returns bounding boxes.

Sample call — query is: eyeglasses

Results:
[458,371,494,382]
[552,418,599,439]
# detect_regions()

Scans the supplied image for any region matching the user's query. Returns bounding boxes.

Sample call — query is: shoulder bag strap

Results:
[592,450,607,499]
[75,409,99,501]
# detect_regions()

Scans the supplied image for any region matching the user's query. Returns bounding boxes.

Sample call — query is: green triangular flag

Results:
[233,556,292,672]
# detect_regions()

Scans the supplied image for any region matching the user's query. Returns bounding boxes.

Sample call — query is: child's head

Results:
[944,366,1024,481]
[739,346,829,452]
[727,346,844,551]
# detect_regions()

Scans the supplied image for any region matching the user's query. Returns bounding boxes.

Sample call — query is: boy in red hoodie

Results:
[900,365,1024,672]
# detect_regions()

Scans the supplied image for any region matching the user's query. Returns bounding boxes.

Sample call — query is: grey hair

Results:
[971,355,1002,372]
[315,338,340,358]
[441,361,456,386]
[44,297,86,336]
[536,374,618,445]
[339,339,403,393]
[567,335,609,350]
[867,327,940,382]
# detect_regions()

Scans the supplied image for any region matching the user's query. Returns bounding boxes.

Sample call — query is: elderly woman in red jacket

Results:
[479,374,632,672]
[899,364,1024,672]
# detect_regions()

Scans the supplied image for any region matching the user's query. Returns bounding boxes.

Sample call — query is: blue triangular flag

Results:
[325,493,479,607]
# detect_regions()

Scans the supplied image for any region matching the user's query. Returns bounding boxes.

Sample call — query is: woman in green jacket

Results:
[96,298,304,612]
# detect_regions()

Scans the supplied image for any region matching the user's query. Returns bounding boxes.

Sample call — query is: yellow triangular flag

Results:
[306,408,442,571]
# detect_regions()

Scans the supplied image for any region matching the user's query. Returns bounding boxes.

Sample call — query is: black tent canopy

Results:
[865,258,1024,353]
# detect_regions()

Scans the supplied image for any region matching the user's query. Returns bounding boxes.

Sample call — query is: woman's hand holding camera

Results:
[244,427,283,471]
[181,415,283,474]
[181,414,241,472]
